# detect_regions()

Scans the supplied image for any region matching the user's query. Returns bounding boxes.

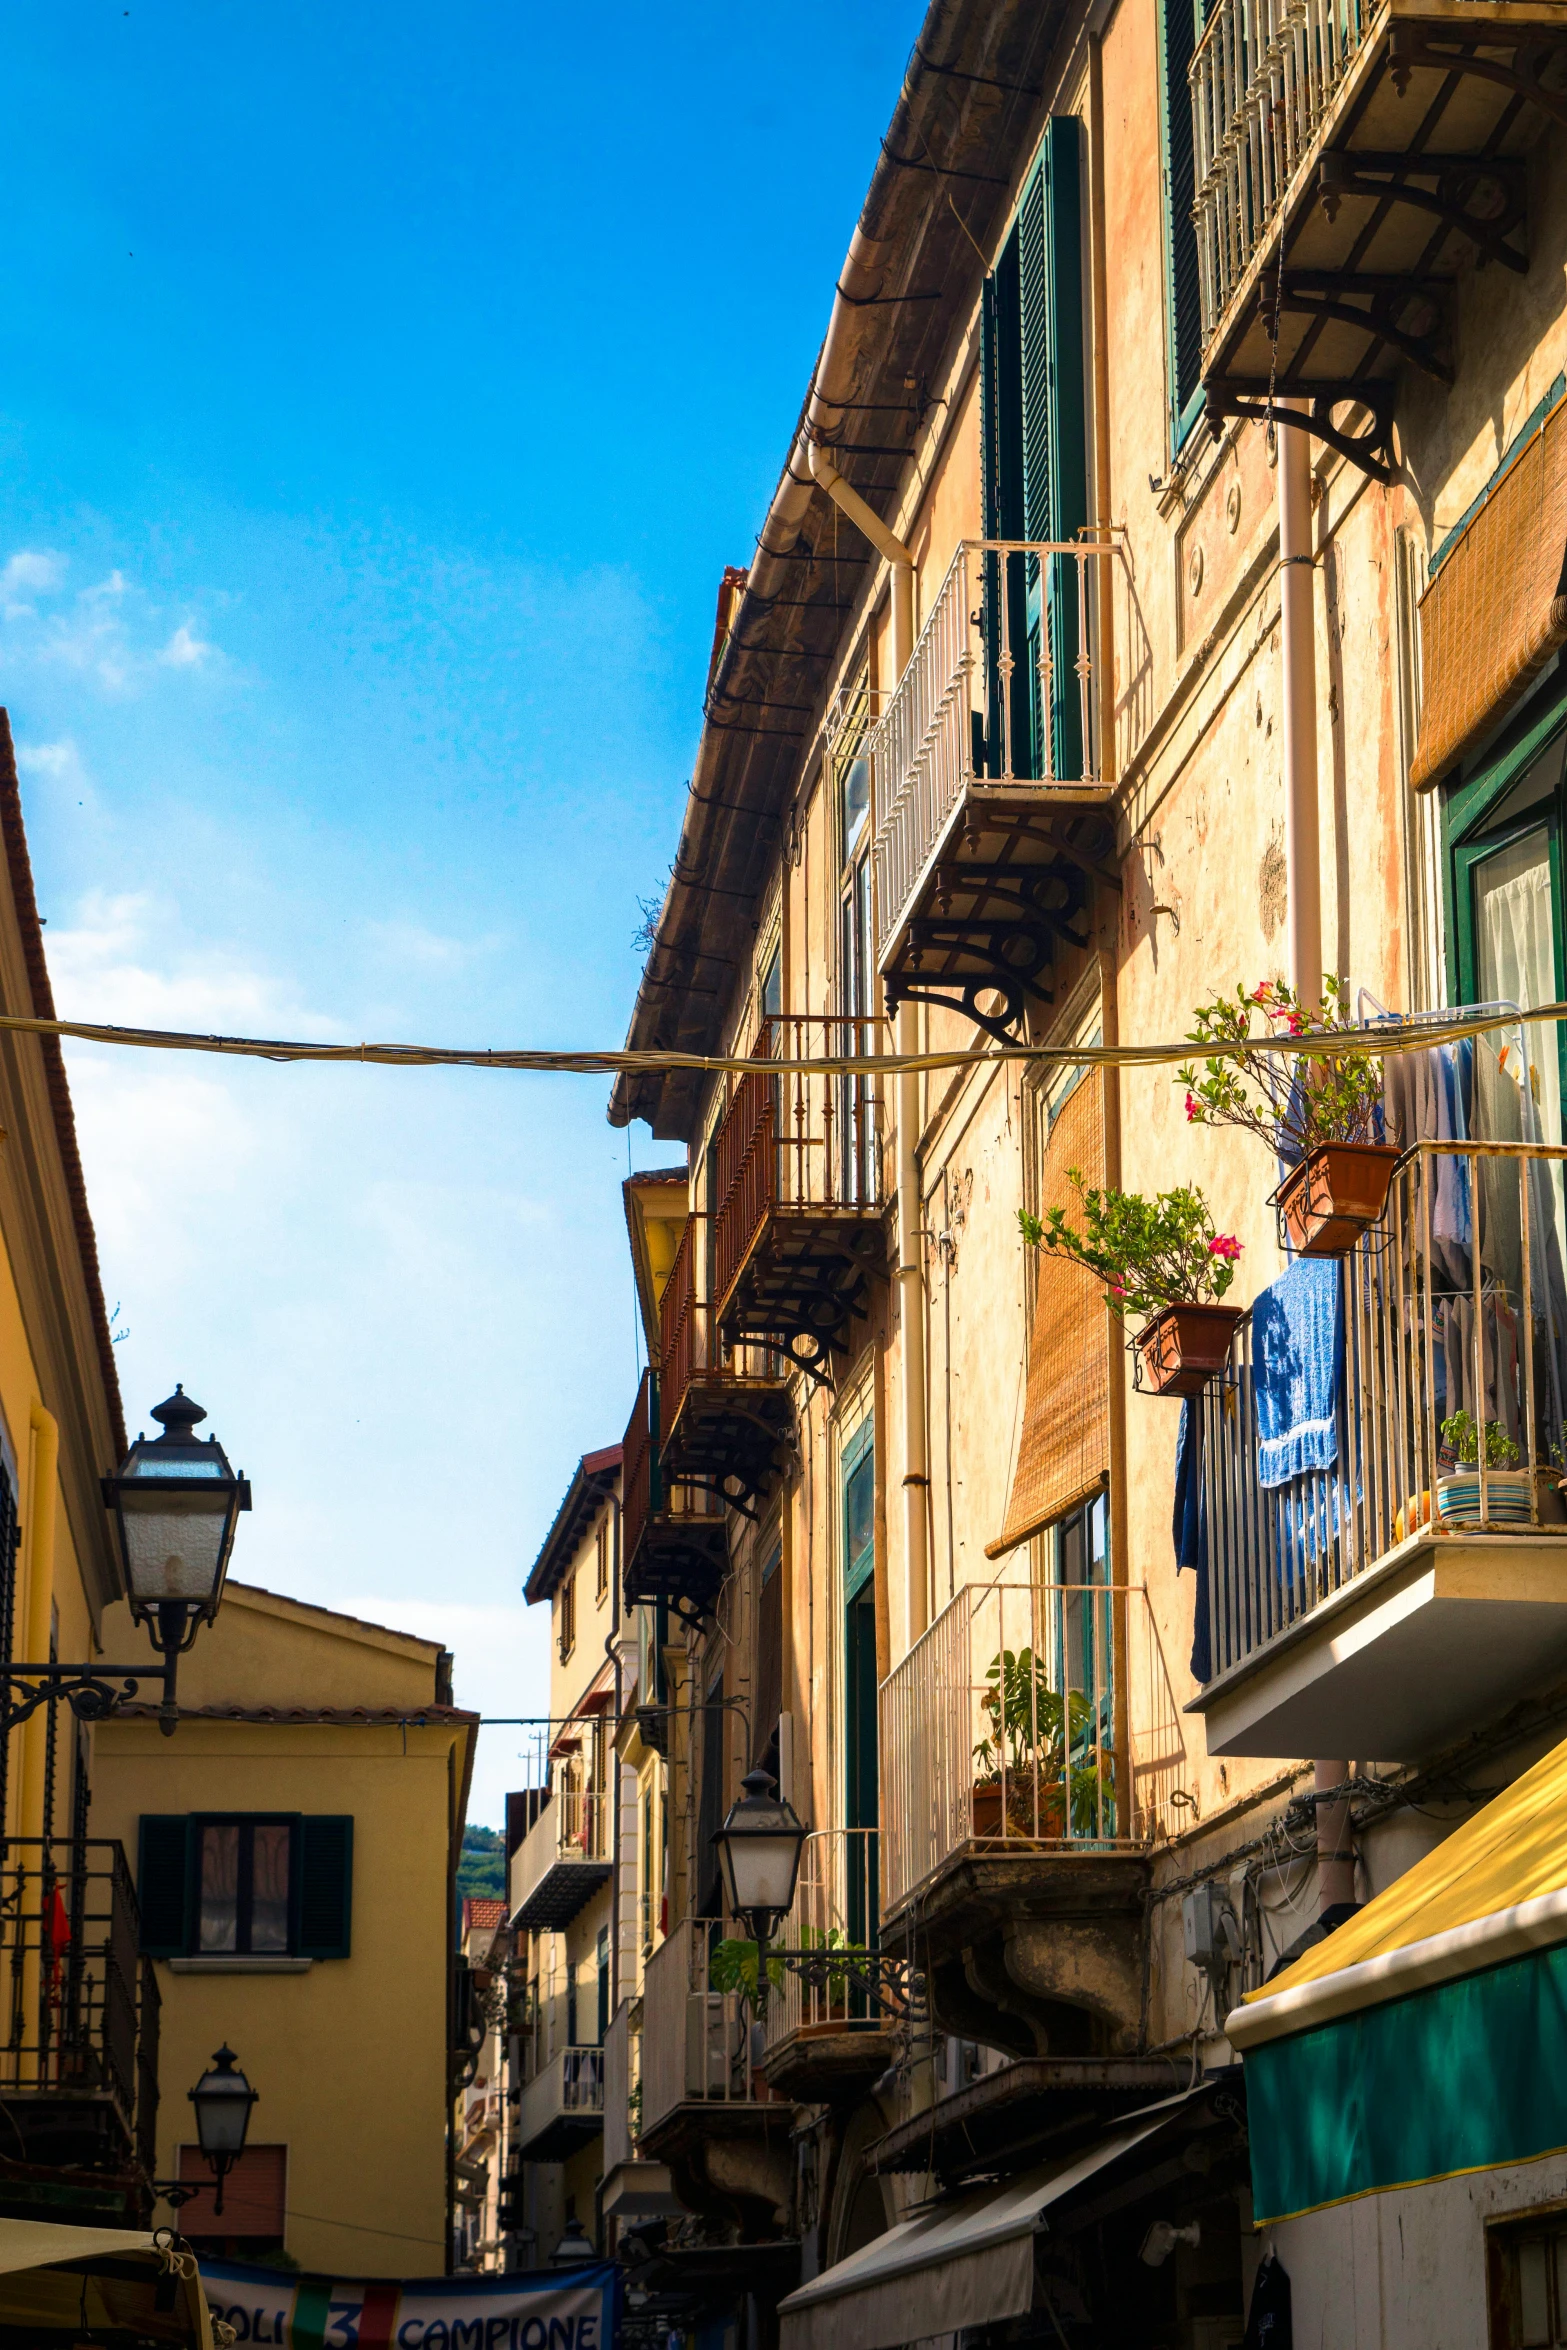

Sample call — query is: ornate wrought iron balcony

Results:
[866,538,1120,1045]
[621,1368,728,1623]
[1191,0,1567,477]
[0,1836,159,2196]
[710,1016,888,1381]
[657,1211,792,1511]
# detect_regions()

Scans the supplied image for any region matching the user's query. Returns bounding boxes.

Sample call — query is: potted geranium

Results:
[1019,1173,1244,1398]
[1437,1410,1566,1530]
[1179,976,1396,1256]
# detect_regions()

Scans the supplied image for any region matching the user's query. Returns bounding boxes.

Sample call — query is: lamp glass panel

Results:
[723,1831,801,1918]
[130,1459,225,1478]
[119,1490,231,1603]
[195,2085,252,2156]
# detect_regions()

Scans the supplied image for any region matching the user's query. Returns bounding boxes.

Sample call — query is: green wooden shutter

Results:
[1160,0,1205,445]
[297,1816,353,1959]
[137,1816,191,1957]
[1042,116,1088,781]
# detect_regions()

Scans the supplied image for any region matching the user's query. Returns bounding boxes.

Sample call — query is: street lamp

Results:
[712,1769,809,1948]
[101,1387,250,1735]
[1,1389,249,1741]
[550,2216,596,2268]
[189,2044,257,2218]
[712,1770,923,2019]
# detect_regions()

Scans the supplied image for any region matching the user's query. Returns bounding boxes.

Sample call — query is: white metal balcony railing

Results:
[760,1829,888,2057]
[878,1580,1186,1915]
[508,1784,610,1924]
[867,537,1114,964]
[640,1918,760,2139]
[1200,1141,1567,1686]
[514,2046,605,2157]
[602,2003,633,2171]
[1190,0,1377,343]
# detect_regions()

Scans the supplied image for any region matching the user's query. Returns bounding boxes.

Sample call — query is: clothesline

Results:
[2,999,1565,1081]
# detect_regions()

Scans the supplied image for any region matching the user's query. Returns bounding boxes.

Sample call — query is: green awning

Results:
[1248,1939,1567,2223]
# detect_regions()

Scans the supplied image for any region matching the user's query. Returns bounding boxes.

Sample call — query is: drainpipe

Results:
[802,442,929,1649]
[1277,405,1352,1916]
[19,1403,57,1845]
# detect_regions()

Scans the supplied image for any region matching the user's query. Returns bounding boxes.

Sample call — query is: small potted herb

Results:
[1437,1411,1565,1530]
[1179,976,1397,1256]
[1020,1174,1244,1398]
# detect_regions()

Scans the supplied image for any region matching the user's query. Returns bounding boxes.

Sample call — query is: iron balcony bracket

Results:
[0,1661,169,1730]
[1386,21,1567,134]
[1317,152,1528,276]
[1203,383,1398,487]
[1258,269,1452,386]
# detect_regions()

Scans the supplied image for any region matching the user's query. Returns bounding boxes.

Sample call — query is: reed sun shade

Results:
[987,1066,1109,1559]
[1412,395,1567,790]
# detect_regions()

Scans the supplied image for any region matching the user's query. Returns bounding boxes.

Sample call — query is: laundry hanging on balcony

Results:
[1252,1260,1342,1489]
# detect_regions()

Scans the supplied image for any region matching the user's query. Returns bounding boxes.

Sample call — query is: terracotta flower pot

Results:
[1276,1141,1400,1258]
[971,1775,1069,1840]
[1135,1303,1245,1398]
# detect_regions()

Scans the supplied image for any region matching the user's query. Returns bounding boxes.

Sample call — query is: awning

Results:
[1231,1725,1567,2223]
[987,1067,1109,1559]
[777,2092,1200,2350]
[1411,389,1567,789]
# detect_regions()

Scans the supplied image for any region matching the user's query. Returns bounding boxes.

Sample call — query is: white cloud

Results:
[363,918,501,969]
[158,623,213,668]
[0,549,65,617]
[80,570,126,604]
[16,737,88,792]
[46,887,342,1038]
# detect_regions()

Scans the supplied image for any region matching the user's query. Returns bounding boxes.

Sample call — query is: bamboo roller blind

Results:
[1412,394,1567,790]
[987,1067,1109,1559]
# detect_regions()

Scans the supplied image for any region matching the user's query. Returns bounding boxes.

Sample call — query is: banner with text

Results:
[198,2259,619,2350]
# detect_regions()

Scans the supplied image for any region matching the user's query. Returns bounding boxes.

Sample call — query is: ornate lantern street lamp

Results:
[712,1769,810,1948]
[0,1387,248,1740]
[188,2044,258,2217]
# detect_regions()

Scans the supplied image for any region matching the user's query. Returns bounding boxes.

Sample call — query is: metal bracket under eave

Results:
[1203,384,1398,487]
[1257,268,1452,386]
[1317,151,1528,278]
[1386,20,1567,136]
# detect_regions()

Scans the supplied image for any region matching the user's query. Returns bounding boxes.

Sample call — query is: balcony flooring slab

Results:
[1191,1531,1567,1759]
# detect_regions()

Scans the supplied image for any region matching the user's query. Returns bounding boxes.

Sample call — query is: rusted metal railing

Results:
[1201,1141,1567,1684]
[711,1015,885,1318]
[878,1582,1183,1915]
[1190,0,1377,345]
[867,538,1117,962]
[0,1837,151,2155]
[658,1211,782,1439]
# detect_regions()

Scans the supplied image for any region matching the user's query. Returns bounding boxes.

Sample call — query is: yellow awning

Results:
[1229,1726,1567,2050]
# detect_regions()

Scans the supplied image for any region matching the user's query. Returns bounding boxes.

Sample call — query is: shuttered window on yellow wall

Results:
[987,1067,1109,1559]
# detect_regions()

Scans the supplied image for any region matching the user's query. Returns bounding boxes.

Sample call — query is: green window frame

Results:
[1443,665,1567,1127]
[840,1417,879,1943]
[1158,0,1207,450]
[980,117,1088,782]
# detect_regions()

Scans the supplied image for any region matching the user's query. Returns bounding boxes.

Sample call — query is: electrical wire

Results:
[4,999,1563,1081]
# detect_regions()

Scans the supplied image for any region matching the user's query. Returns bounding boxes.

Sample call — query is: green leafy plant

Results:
[709,1938,785,2001]
[1178,975,1384,1158]
[1019,1174,1241,1320]
[1440,1409,1522,1470]
[628,2078,643,2142]
[972,1649,1113,1837]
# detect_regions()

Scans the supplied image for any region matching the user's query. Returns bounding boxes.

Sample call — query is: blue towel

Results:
[1252,1258,1342,1489]
[1173,1399,1212,1683]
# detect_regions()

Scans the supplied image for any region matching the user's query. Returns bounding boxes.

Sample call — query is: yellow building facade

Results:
[91,1580,476,2277]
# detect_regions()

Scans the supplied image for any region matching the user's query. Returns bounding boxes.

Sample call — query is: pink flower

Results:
[1110,1282,1127,1297]
[1208,1234,1242,1261]
[1184,1090,1199,1121]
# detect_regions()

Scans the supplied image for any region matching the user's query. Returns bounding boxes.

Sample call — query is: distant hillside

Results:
[458,1823,505,1900]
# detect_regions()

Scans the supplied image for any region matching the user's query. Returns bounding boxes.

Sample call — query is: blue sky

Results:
[0,0,921,1822]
